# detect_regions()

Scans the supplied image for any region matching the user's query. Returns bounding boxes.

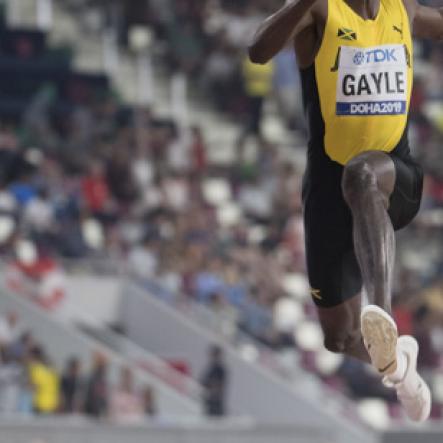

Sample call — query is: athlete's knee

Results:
[323,329,360,354]
[342,159,378,204]
[324,335,347,354]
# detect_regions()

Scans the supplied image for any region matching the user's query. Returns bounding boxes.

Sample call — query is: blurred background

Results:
[0,1,441,442]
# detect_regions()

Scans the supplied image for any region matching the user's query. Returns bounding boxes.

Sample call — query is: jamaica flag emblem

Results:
[337,28,357,40]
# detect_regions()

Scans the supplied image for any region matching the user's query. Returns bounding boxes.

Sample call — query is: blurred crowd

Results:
[1,108,307,343]
[0,311,156,421]
[0,0,442,422]
[135,0,304,133]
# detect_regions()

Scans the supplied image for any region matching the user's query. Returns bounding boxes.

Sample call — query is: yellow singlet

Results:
[313,0,413,165]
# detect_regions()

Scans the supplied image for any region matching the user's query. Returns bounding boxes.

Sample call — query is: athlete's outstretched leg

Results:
[341,151,396,312]
[310,150,431,420]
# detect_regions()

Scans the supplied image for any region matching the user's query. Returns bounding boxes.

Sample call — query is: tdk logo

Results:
[353,52,365,65]
[353,48,397,65]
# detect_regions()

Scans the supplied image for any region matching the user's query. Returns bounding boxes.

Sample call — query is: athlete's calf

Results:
[341,151,396,312]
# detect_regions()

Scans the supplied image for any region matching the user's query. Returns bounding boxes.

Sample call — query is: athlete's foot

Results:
[383,336,432,422]
[361,304,398,375]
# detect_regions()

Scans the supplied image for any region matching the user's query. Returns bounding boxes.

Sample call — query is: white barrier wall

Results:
[63,275,122,325]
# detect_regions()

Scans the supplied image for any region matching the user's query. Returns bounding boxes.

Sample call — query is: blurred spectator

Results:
[131,148,155,194]
[166,126,192,173]
[7,332,34,415]
[23,188,55,236]
[194,257,225,303]
[84,354,108,418]
[61,357,83,413]
[167,21,204,75]
[238,56,274,148]
[202,35,239,112]
[423,47,443,100]
[9,172,38,207]
[273,296,300,348]
[273,46,303,131]
[82,159,115,221]
[0,148,39,189]
[0,124,19,151]
[109,367,144,423]
[156,258,182,296]
[238,174,274,222]
[200,345,228,417]
[190,126,207,174]
[28,346,60,414]
[142,385,156,417]
[0,185,17,214]
[127,233,159,279]
[0,312,20,347]
[10,331,35,361]
[0,347,27,414]
[106,147,137,205]
[413,305,440,371]
[209,293,239,340]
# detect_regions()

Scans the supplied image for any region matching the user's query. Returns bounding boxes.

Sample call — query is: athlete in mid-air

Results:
[249,0,442,422]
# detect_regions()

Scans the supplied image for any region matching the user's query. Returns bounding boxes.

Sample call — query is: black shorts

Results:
[302,149,424,308]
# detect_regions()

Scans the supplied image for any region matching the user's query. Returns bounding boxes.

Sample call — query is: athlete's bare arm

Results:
[403,0,443,40]
[248,0,324,64]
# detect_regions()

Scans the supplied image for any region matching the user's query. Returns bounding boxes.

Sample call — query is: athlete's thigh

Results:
[303,190,362,307]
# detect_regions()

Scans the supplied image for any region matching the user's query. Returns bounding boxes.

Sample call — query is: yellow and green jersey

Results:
[302,0,413,165]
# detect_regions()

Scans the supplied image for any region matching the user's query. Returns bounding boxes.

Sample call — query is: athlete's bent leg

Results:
[340,151,431,421]
[341,151,396,311]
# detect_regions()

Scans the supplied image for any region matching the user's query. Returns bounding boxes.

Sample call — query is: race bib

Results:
[336,44,408,116]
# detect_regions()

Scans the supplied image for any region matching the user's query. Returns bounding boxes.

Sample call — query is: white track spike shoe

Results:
[383,336,432,422]
[361,304,398,375]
